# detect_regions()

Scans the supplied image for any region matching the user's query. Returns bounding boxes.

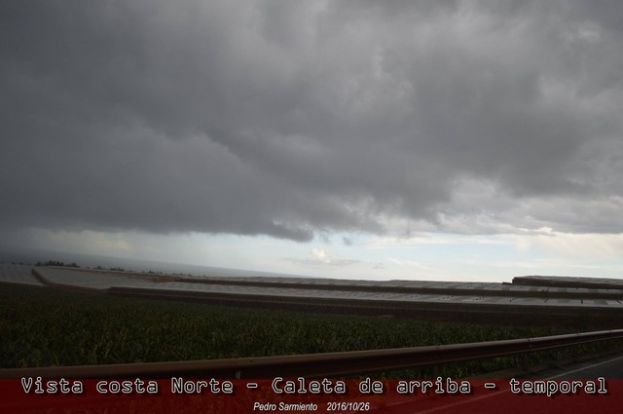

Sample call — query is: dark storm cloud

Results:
[2,0,623,241]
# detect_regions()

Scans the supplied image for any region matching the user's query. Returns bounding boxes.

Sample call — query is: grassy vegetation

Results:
[1,283,621,377]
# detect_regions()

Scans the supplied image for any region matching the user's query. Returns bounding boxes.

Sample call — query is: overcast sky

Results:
[2,1,623,281]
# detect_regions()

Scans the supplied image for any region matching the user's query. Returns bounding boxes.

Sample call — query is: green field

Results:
[1,283,619,376]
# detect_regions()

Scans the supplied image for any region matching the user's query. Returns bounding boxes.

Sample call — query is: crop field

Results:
[1,282,622,377]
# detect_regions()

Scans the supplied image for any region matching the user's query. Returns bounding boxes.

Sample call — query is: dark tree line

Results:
[35,260,80,268]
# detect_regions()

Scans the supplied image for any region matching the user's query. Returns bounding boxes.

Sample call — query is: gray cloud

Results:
[2,0,623,243]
